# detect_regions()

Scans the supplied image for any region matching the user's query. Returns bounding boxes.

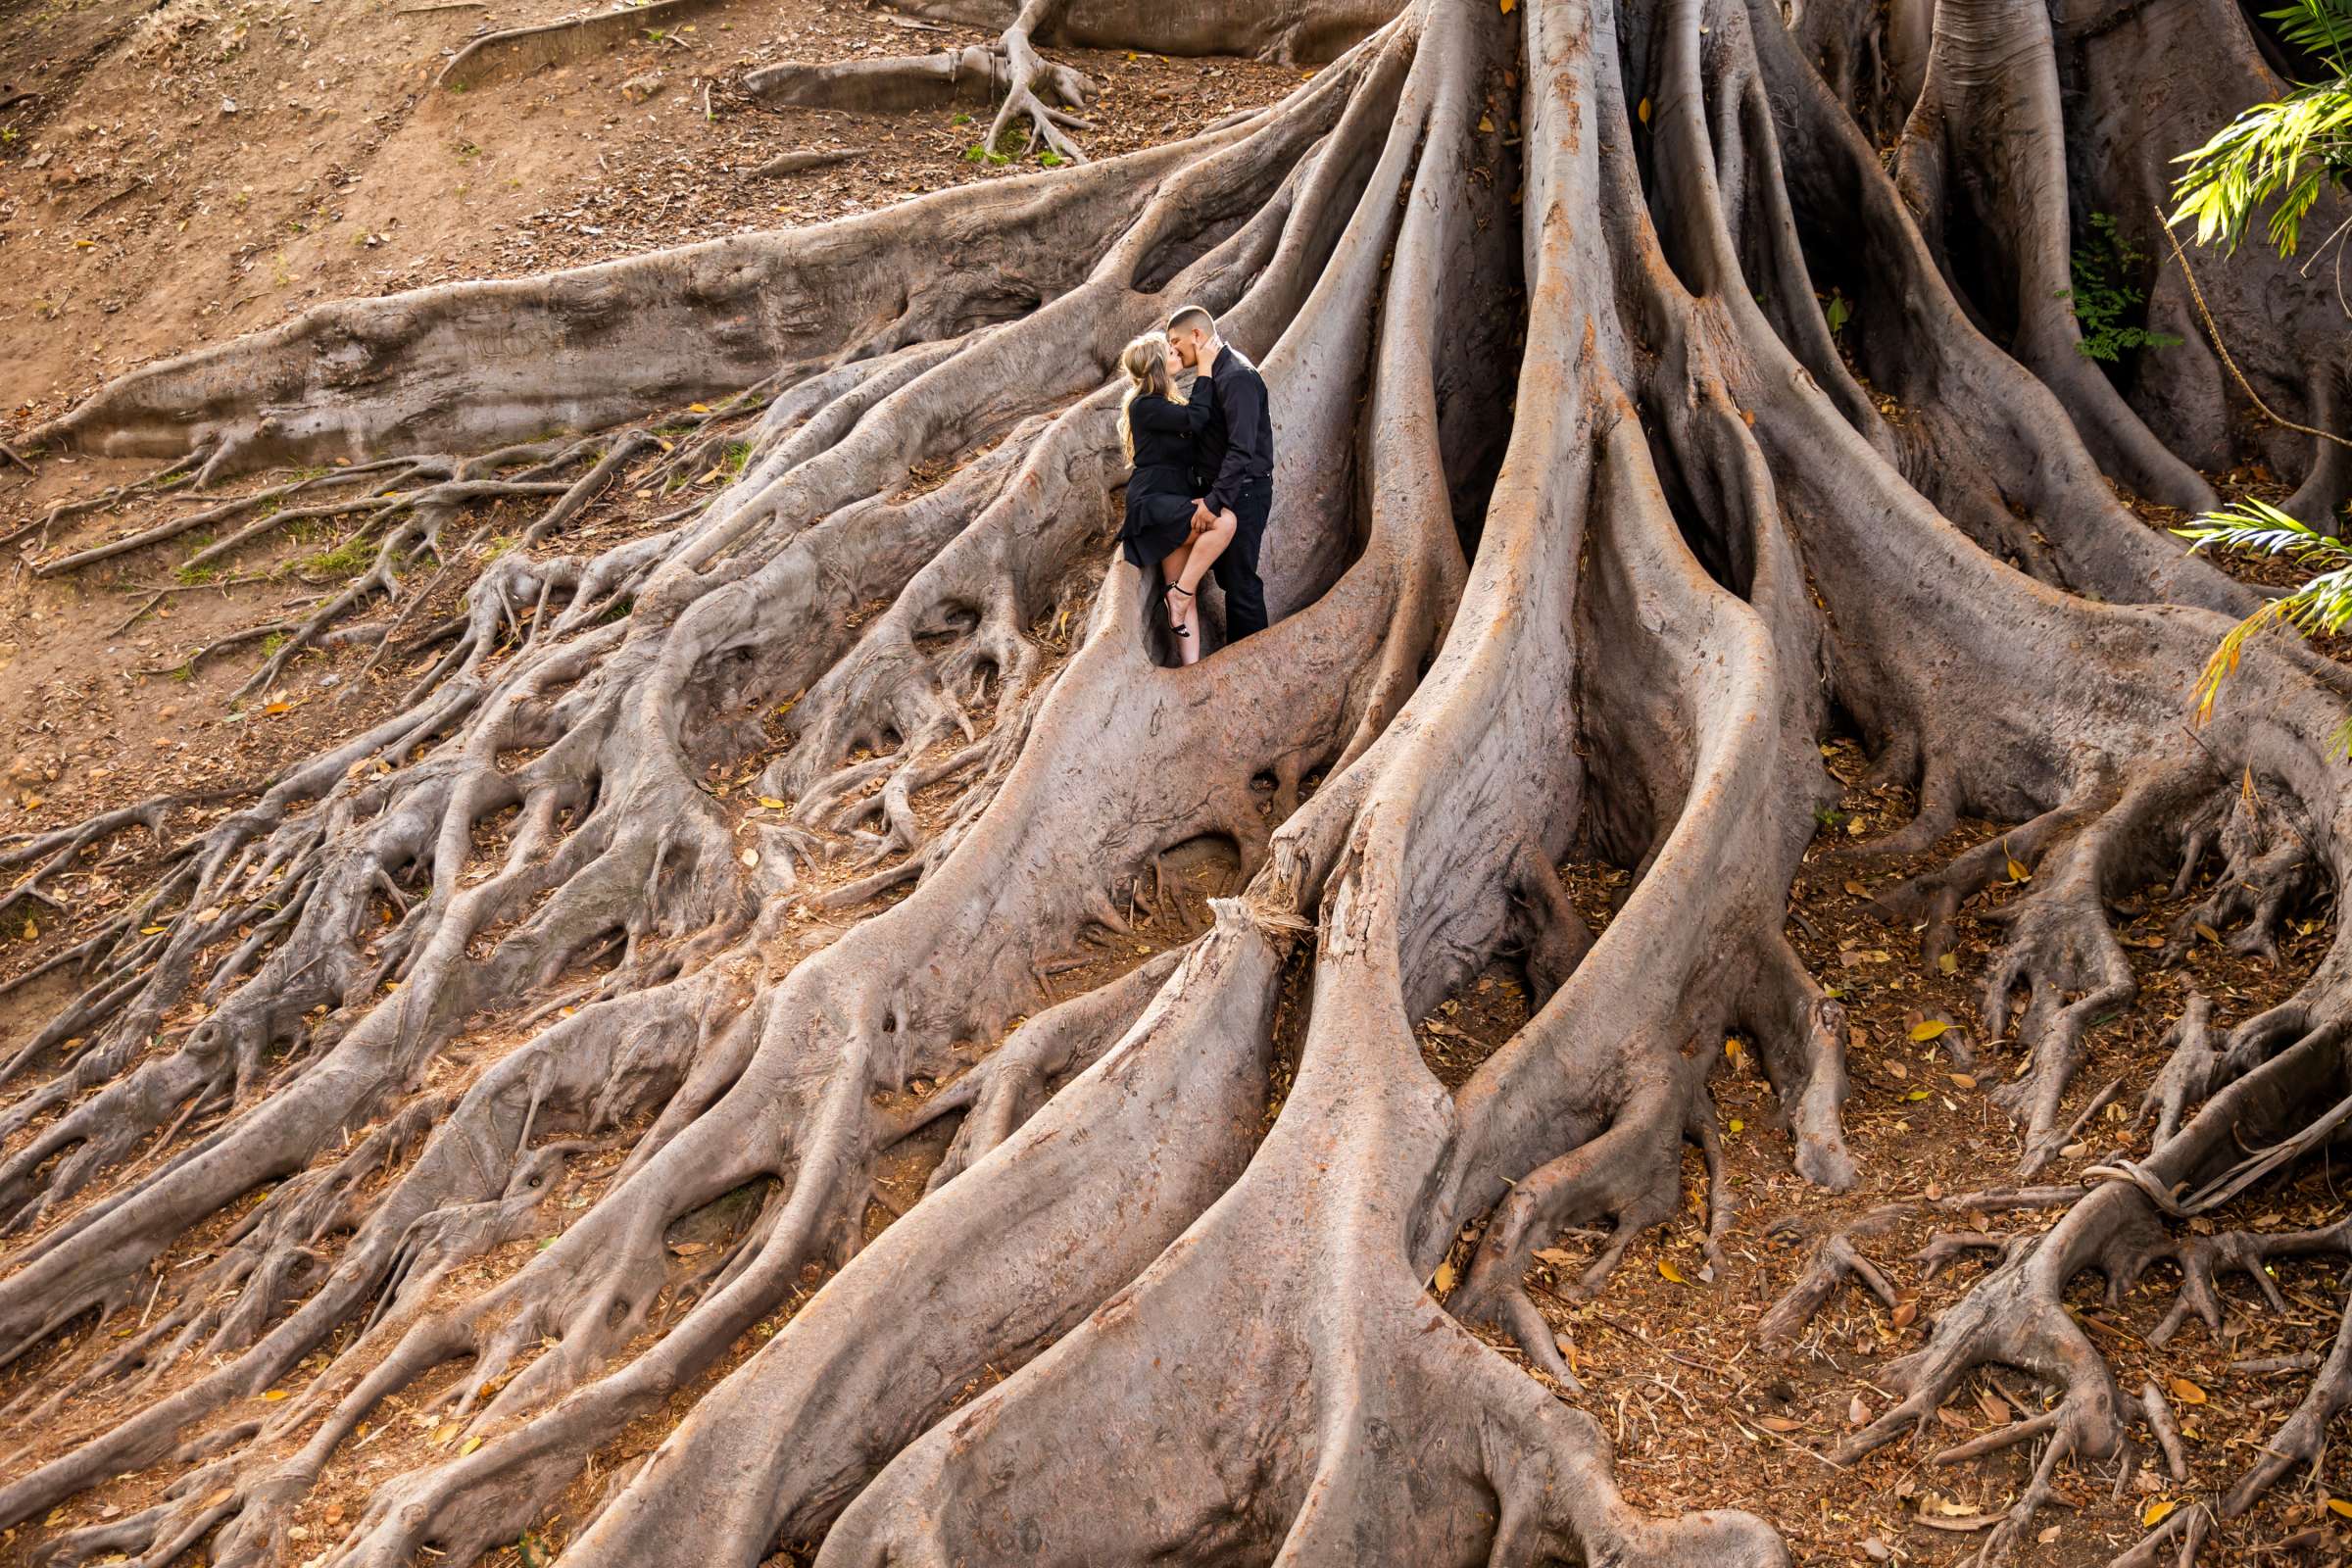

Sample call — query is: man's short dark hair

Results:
[1168,304,1215,335]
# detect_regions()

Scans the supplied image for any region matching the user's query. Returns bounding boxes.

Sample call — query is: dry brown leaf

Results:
[2168,1376,2207,1405]
[1909,1019,1949,1043]
[2142,1499,2177,1527]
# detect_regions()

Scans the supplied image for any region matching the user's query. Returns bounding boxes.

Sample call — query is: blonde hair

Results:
[1116,330,1185,464]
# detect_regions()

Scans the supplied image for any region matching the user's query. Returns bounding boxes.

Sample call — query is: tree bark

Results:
[4,0,2349,1562]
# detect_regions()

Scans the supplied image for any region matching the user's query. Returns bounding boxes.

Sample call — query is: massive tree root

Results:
[4,0,2351,1558]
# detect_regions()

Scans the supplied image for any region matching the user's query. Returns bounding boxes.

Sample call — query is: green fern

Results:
[2058,213,2181,361]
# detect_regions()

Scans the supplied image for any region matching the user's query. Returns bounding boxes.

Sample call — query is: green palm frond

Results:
[2178,500,2352,737]
[2170,0,2352,257]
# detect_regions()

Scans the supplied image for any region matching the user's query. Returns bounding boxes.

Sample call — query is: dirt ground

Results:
[0,14,2347,1559]
[1417,728,2346,1568]
[0,0,1301,417]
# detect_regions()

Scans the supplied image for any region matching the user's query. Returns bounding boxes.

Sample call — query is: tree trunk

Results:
[3,0,2348,1562]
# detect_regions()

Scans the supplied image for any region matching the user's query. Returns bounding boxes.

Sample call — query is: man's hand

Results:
[1190,499,1214,532]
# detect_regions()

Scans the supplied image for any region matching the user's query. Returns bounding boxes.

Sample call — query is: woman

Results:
[1116,330,1235,663]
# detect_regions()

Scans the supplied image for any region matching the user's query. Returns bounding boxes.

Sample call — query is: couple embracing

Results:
[1113,305,1275,663]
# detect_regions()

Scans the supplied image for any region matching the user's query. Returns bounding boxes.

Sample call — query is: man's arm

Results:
[1203,369,1268,514]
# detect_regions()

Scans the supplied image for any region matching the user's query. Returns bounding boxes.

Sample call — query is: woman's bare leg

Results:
[1170,513,1235,660]
[1176,513,1237,594]
[1157,540,1200,663]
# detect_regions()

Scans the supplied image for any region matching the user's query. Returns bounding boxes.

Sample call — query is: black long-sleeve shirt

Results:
[1194,348,1273,514]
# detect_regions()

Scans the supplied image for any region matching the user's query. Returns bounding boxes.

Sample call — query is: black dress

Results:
[1119,392,1209,567]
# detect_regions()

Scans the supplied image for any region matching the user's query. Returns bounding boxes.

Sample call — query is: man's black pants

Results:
[1212,479,1273,642]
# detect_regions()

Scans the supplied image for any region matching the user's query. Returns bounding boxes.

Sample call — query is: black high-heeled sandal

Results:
[1165,583,1195,637]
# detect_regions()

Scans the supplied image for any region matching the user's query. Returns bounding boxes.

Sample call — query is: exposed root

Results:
[747,0,1096,162]
[1754,1204,1908,1349]
[8,0,2352,1553]
[436,0,729,92]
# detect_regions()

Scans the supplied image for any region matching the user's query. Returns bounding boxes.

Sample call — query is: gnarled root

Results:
[1754,1204,1908,1349]
[749,0,1096,162]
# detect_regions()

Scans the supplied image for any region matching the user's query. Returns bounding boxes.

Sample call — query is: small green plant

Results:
[1813,805,1847,830]
[454,139,481,161]
[2177,498,2352,751]
[303,535,374,576]
[259,630,288,659]
[965,126,1022,166]
[722,439,753,476]
[1821,287,1852,338]
[951,112,971,125]
[1039,148,1065,168]
[2058,212,2181,362]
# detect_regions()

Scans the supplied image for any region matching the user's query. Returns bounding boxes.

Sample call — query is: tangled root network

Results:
[2,0,2350,1562]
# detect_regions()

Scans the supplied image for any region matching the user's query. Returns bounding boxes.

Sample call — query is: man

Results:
[1167,304,1274,642]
